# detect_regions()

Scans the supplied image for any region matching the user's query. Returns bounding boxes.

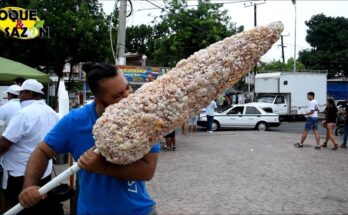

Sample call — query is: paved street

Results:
[55,122,348,214]
[147,122,348,214]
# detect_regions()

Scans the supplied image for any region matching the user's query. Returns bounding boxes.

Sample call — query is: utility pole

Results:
[280,35,285,63]
[278,34,289,63]
[244,0,265,93]
[116,0,127,65]
[292,0,297,72]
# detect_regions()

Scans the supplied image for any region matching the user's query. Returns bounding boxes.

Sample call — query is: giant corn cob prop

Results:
[4,21,283,215]
[94,21,284,164]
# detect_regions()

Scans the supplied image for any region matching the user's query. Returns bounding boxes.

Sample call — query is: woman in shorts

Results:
[321,98,338,150]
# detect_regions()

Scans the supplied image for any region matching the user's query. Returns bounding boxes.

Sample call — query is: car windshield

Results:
[218,105,232,113]
[255,96,275,103]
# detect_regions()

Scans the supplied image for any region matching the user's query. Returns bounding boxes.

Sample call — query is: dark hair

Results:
[13,77,25,86]
[307,92,315,97]
[32,91,44,98]
[8,93,18,98]
[82,62,118,96]
[327,98,335,107]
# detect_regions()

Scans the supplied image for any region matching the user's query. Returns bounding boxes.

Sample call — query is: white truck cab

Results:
[251,72,327,117]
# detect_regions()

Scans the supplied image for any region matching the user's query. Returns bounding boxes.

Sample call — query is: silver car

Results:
[197,104,281,131]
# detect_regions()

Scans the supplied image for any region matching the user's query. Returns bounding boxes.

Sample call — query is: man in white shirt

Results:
[0,85,22,126]
[205,100,217,133]
[0,79,62,214]
[295,92,321,149]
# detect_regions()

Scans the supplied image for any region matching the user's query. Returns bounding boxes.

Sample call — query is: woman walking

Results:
[321,98,339,150]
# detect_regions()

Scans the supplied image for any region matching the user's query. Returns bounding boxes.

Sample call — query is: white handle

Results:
[4,149,99,215]
[4,163,80,215]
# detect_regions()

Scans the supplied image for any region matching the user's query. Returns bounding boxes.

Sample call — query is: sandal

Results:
[332,144,338,150]
[314,145,321,150]
[294,143,303,148]
[321,142,328,148]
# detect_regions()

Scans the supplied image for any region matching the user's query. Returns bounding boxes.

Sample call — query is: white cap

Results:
[2,85,22,96]
[18,79,44,94]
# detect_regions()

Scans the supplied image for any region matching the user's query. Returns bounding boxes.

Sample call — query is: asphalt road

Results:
[198,120,327,136]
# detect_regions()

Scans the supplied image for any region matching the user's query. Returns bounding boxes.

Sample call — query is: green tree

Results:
[258,58,305,73]
[298,14,348,78]
[125,25,156,58]
[151,0,243,67]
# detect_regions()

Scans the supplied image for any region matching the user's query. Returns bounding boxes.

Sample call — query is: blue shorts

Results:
[305,117,318,131]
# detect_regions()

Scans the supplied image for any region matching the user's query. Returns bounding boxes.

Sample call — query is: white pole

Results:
[4,149,100,215]
[293,0,297,72]
[4,163,81,215]
[116,0,127,65]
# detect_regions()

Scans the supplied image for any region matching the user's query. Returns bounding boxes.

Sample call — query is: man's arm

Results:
[19,141,56,207]
[0,136,13,156]
[78,148,159,181]
[304,110,316,116]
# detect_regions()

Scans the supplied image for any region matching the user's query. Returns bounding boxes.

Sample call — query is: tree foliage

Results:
[125,25,157,58]
[258,58,305,73]
[298,14,348,78]
[150,0,243,67]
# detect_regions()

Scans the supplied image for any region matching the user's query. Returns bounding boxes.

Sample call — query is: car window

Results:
[227,106,244,115]
[255,96,275,103]
[275,96,285,104]
[245,106,261,115]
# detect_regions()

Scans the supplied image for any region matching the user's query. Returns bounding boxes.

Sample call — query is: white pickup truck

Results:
[250,72,327,117]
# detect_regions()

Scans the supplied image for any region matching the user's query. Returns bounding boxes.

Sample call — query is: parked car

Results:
[197,104,281,131]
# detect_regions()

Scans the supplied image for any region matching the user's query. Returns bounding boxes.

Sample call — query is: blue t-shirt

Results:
[45,101,160,215]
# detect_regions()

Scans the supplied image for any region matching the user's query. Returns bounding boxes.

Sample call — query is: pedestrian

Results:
[12,77,25,86]
[206,100,217,133]
[188,115,198,134]
[164,130,176,151]
[339,99,348,148]
[0,79,62,214]
[294,92,321,149]
[321,98,339,150]
[0,85,21,126]
[18,63,160,215]
[181,122,187,135]
[222,95,231,109]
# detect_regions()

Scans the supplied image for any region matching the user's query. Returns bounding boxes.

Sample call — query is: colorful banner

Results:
[117,65,170,83]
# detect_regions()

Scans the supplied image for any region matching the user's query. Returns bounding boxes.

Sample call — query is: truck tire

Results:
[256,122,268,131]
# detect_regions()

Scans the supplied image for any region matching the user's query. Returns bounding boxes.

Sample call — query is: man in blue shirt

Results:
[18,63,160,215]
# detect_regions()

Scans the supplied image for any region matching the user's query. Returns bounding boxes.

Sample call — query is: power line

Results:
[142,0,209,33]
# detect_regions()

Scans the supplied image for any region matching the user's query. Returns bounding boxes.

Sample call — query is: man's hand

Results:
[19,186,45,208]
[78,148,107,174]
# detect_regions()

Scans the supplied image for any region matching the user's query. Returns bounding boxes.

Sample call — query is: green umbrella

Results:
[0,57,49,84]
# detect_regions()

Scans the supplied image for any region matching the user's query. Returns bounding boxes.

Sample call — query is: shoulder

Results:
[69,103,94,121]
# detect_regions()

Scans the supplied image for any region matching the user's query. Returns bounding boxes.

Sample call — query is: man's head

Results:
[83,63,133,108]
[13,77,25,86]
[307,92,315,101]
[18,79,44,102]
[2,85,21,100]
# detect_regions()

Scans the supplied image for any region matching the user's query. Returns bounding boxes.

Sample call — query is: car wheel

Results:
[212,121,220,131]
[256,122,268,131]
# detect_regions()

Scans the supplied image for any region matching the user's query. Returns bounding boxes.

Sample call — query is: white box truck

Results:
[250,72,327,117]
